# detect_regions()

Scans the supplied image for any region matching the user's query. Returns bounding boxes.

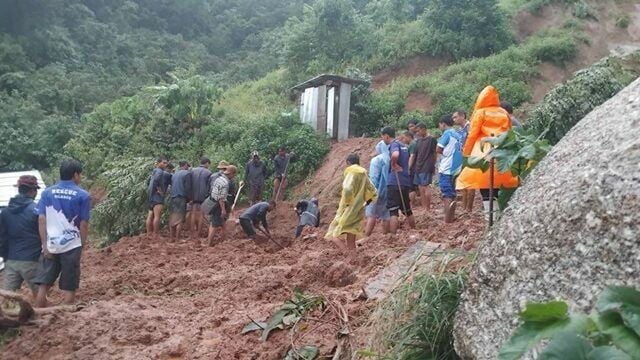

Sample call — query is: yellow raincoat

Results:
[456,86,519,190]
[325,164,377,239]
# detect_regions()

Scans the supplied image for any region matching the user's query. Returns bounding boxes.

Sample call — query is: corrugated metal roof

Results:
[290,74,367,91]
[0,170,47,208]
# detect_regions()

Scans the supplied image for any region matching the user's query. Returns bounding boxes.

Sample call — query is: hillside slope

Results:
[372,0,640,113]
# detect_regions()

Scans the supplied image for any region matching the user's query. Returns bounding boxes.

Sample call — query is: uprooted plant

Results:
[465,128,551,209]
[499,285,640,360]
[242,289,326,342]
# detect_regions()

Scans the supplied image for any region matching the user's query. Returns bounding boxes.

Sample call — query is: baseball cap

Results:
[16,175,40,189]
[217,160,230,170]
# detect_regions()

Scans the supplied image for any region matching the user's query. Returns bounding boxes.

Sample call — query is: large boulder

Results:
[453,77,640,359]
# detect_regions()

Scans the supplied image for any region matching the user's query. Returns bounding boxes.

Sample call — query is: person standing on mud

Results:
[325,153,377,251]
[34,159,90,307]
[189,157,212,239]
[412,123,438,211]
[207,165,236,246]
[0,175,42,299]
[146,156,169,239]
[169,161,191,241]
[385,127,416,234]
[272,146,296,202]
[453,110,475,213]
[364,141,390,236]
[295,198,320,238]
[245,151,267,205]
[437,115,463,223]
[239,201,275,240]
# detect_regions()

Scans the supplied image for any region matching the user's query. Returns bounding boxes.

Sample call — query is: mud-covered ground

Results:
[4,138,485,359]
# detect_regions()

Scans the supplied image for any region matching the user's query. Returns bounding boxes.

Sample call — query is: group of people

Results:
[0,159,91,307]
[144,146,300,245]
[0,85,520,305]
[326,85,519,251]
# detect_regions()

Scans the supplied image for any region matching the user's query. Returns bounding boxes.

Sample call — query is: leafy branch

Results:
[499,286,640,360]
[464,128,551,209]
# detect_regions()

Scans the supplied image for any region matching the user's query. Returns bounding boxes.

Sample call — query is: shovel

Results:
[228,182,245,222]
[256,225,285,250]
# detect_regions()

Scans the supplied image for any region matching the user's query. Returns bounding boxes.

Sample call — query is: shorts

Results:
[33,247,82,291]
[387,186,413,217]
[239,218,256,237]
[170,197,187,215]
[439,174,456,199]
[414,172,434,186]
[148,192,164,210]
[365,200,390,220]
[209,204,226,227]
[3,260,39,293]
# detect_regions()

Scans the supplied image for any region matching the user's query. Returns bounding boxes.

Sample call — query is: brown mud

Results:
[4,138,485,359]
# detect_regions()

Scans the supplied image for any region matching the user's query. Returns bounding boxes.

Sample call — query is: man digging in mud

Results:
[238,201,275,241]
[294,198,320,239]
[325,153,377,252]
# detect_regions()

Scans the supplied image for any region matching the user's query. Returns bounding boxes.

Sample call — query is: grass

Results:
[0,328,19,350]
[367,27,579,129]
[364,253,472,360]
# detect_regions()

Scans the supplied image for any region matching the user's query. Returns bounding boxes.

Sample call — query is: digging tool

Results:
[228,181,245,222]
[256,225,285,250]
[488,133,496,227]
[394,168,407,222]
[274,153,292,203]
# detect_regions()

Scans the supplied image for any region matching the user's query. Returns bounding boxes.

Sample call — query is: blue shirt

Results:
[458,122,470,147]
[171,169,190,198]
[38,180,90,254]
[387,140,411,188]
[438,129,463,175]
[369,153,389,203]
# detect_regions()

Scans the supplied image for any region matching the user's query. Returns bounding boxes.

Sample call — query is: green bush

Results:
[526,54,640,144]
[573,0,596,19]
[421,0,514,60]
[615,14,631,29]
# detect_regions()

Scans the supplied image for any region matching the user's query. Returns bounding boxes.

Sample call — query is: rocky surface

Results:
[453,77,640,359]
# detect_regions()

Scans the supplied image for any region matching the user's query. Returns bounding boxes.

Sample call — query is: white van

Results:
[0,170,47,270]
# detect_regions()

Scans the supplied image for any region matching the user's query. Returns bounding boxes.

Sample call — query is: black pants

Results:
[480,189,499,201]
[239,218,256,237]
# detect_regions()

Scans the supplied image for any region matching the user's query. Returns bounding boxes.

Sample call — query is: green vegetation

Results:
[499,286,640,360]
[353,28,579,134]
[366,254,470,359]
[526,53,640,144]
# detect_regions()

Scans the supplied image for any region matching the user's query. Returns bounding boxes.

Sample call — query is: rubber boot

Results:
[483,200,499,223]
[482,201,491,222]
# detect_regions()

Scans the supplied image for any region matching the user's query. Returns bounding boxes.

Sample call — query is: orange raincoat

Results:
[456,86,519,190]
[325,164,377,240]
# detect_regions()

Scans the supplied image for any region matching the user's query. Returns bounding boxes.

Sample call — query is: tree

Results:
[421,0,513,59]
